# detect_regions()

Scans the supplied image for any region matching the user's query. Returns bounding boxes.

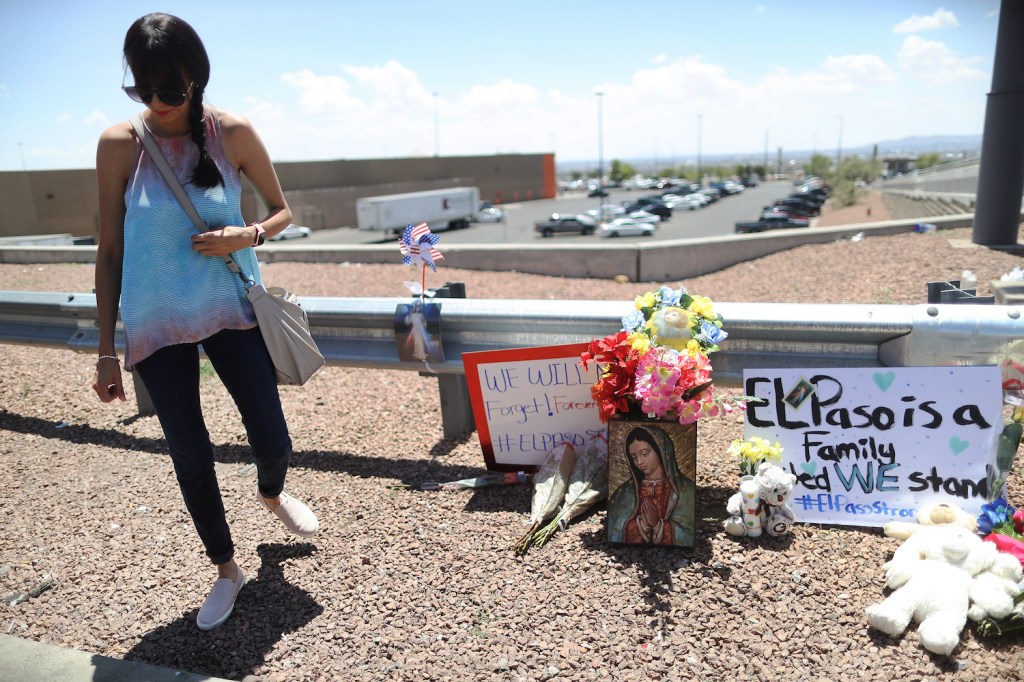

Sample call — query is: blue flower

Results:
[978,497,1015,535]
[621,310,646,332]
[697,321,728,346]
[658,286,682,307]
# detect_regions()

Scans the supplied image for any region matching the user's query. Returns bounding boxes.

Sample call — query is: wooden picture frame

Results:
[606,417,697,547]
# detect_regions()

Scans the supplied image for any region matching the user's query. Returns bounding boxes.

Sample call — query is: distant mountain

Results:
[855,134,982,157]
[556,134,983,174]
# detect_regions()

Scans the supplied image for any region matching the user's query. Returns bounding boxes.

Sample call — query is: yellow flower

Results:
[685,339,702,357]
[688,295,716,320]
[627,331,651,354]
[635,292,657,310]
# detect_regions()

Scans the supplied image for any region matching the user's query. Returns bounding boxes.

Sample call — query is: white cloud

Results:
[822,54,896,82]
[280,68,359,115]
[83,110,109,126]
[0,84,9,97]
[756,5,766,12]
[893,8,959,33]
[242,44,985,166]
[55,113,72,124]
[897,35,985,84]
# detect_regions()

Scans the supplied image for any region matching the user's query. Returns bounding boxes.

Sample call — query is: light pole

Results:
[595,91,604,215]
[432,92,440,157]
[697,114,702,184]
[836,114,843,166]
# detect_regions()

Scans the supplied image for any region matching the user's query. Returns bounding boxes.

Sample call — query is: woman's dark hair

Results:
[123,13,223,188]
[625,427,663,480]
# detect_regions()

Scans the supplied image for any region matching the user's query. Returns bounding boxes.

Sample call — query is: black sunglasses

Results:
[122,81,193,107]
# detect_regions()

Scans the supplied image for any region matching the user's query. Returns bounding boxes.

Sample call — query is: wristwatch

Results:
[251,222,266,247]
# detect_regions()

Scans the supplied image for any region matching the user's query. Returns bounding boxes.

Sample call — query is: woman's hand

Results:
[92,360,126,403]
[191,226,254,256]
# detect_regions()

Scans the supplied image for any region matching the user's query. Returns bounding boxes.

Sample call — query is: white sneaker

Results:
[257,490,319,537]
[196,568,246,631]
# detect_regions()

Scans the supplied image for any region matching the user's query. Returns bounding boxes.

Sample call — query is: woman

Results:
[92,13,318,631]
[608,426,695,546]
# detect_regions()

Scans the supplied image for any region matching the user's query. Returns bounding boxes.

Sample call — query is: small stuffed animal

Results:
[967,551,1024,622]
[724,462,797,538]
[866,525,1003,656]
[883,502,978,540]
[646,307,694,351]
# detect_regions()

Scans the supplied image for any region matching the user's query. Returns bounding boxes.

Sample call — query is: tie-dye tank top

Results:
[120,107,263,370]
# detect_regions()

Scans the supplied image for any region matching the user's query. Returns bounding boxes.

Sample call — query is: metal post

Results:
[433,282,473,439]
[973,0,1024,248]
[596,91,604,213]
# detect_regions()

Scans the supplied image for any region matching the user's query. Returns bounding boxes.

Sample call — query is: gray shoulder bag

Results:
[129,115,325,386]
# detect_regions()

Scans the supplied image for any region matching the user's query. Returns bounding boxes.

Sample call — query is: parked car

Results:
[599,218,657,238]
[587,187,609,197]
[585,204,626,220]
[475,207,506,223]
[534,213,597,237]
[734,214,810,233]
[269,224,312,241]
[625,210,661,224]
[622,201,672,220]
[774,197,819,216]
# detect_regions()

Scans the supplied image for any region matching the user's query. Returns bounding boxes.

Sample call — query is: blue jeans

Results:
[134,326,292,565]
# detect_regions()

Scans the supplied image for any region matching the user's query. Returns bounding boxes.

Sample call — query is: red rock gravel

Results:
[1,223,1023,681]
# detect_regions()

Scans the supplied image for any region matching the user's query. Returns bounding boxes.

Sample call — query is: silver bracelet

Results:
[97,355,120,363]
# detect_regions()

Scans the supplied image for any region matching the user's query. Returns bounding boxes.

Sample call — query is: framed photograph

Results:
[607,418,697,547]
[394,300,444,364]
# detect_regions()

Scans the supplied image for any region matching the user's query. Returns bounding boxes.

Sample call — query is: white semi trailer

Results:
[356,187,480,235]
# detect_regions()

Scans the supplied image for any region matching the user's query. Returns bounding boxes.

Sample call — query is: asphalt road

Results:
[293,180,796,246]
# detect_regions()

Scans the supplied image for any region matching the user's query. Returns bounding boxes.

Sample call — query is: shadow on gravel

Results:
[123,542,323,681]
[0,410,482,484]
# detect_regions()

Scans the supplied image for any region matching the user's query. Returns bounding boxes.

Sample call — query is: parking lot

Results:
[298,181,794,246]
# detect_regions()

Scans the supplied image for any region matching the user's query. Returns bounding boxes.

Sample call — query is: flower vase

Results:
[606,413,697,547]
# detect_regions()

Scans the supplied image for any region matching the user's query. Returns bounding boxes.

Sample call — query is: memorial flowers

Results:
[728,436,784,478]
[580,285,749,424]
[975,497,1024,637]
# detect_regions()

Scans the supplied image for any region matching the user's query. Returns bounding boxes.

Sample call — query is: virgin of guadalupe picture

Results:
[606,420,697,547]
[394,300,445,365]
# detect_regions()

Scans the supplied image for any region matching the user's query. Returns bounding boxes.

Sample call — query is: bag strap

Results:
[129,114,250,284]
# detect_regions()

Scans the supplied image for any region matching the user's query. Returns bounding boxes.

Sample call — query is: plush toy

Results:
[967,551,1024,622]
[646,307,694,351]
[865,525,1005,656]
[724,462,797,538]
[883,502,978,540]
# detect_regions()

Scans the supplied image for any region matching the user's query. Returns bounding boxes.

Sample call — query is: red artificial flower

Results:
[984,532,1024,570]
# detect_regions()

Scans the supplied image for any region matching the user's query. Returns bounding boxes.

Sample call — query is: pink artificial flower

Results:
[635,348,682,417]
[1014,508,1024,535]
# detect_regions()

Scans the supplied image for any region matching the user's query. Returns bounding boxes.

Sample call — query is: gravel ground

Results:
[2,201,1024,681]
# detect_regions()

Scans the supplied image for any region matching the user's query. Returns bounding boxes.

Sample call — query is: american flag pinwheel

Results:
[399,222,444,271]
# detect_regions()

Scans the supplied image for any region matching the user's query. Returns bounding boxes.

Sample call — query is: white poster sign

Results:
[742,367,1003,527]
[464,344,606,471]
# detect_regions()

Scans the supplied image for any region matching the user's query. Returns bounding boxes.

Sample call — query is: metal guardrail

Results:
[1,291,1022,437]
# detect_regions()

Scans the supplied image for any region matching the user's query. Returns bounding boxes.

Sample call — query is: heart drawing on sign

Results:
[800,461,818,476]
[948,437,969,455]
[873,372,895,392]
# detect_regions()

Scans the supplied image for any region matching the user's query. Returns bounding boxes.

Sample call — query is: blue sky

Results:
[0,1,1000,171]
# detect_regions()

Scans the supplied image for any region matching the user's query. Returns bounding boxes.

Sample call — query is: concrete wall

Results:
[0,214,986,283]
[0,153,554,240]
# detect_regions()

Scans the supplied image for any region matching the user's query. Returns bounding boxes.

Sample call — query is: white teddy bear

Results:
[968,550,1024,622]
[724,462,797,538]
[865,525,1007,656]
